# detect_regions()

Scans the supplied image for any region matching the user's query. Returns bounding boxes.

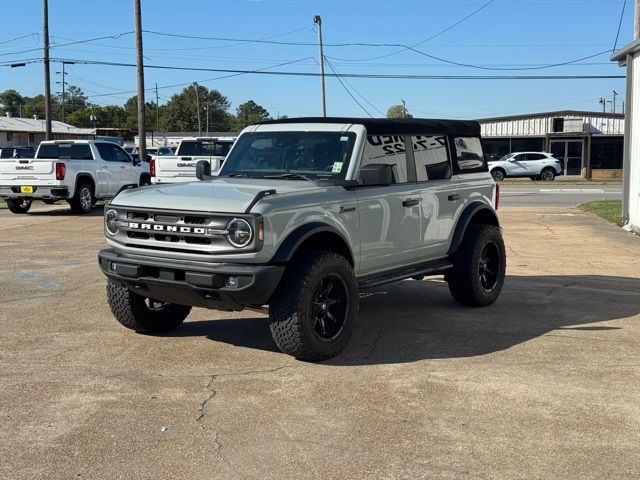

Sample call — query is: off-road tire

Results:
[139,175,151,186]
[106,280,191,333]
[491,169,505,181]
[69,182,94,214]
[269,251,358,361]
[540,168,556,182]
[5,198,32,214]
[447,224,506,307]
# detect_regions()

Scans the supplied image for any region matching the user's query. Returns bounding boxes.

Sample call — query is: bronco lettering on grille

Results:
[128,222,206,235]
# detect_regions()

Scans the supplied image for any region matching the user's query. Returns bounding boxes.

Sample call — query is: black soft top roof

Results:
[259,117,480,136]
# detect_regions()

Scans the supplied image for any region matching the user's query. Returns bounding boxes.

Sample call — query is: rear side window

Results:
[361,135,408,183]
[412,135,451,181]
[178,140,234,156]
[96,144,114,161]
[452,137,486,174]
[36,143,93,160]
[526,153,546,161]
[0,149,13,159]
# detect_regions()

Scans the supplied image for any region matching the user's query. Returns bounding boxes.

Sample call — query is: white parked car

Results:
[0,140,150,214]
[488,152,562,181]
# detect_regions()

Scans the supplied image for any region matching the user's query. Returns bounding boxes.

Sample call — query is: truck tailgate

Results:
[0,159,56,183]
[154,155,224,182]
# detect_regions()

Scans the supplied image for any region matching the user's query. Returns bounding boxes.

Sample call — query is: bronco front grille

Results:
[108,206,260,255]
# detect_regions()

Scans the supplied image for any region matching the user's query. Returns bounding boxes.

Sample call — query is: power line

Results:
[324,58,385,116]
[0,32,133,58]
[324,58,372,117]
[0,32,39,46]
[612,0,627,52]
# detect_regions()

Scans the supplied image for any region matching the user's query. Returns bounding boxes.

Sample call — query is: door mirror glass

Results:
[358,163,393,186]
[196,160,212,181]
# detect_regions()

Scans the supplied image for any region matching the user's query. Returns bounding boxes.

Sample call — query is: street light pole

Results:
[193,82,202,136]
[134,0,147,160]
[313,15,326,117]
[43,0,52,139]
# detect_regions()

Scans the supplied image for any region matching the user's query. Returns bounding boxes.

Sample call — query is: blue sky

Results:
[0,0,632,119]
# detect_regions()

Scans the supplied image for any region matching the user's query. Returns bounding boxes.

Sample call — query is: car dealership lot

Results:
[1,203,639,479]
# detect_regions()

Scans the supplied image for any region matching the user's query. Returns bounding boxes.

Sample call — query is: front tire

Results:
[106,280,191,333]
[69,182,94,214]
[5,198,32,214]
[491,169,505,181]
[269,251,358,361]
[447,224,506,307]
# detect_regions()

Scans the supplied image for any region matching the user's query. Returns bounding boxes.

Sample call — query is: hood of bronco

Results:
[110,177,324,213]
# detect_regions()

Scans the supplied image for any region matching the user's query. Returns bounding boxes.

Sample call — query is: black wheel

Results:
[106,280,191,334]
[269,251,358,361]
[5,198,32,214]
[42,199,56,205]
[69,182,94,214]
[540,168,556,181]
[140,175,151,186]
[447,224,506,307]
[491,169,505,181]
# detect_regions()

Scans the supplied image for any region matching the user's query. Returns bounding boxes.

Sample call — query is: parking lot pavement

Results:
[1,203,639,480]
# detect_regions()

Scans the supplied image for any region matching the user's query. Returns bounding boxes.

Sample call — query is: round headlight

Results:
[226,218,253,248]
[105,209,119,236]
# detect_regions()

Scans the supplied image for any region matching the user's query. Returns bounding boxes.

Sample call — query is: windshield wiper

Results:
[263,173,313,181]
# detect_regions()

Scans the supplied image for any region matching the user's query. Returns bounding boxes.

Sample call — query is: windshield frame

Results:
[218,131,357,181]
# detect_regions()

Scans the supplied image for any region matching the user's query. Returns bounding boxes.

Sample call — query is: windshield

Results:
[219,131,356,180]
[497,153,515,162]
[177,140,234,157]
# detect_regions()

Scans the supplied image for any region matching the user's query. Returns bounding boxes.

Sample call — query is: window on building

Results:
[452,137,487,174]
[6,132,13,142]
[28,133,35,143]
[361,135,409,183]
[590,137,623,169]
[553,118,565,133]
[510,138,544,152]
[482,139,510,162]
[412,135,451,181]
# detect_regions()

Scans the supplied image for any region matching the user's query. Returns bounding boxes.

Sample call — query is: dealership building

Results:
[0,115,95,147]
[477,110,624,179]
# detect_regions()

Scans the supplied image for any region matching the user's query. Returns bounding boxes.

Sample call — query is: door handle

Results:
[448,194,462,201]
[402,198,420,207]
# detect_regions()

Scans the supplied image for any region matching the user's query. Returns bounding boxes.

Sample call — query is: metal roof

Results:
[476,110,624,123]
[611,39,640,63]
[260,117,480,135]
[0,116,95,135]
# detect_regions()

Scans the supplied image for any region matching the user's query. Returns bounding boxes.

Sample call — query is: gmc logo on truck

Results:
[15,166,34,170]
[177,162,196,167]
[128,222,207,235]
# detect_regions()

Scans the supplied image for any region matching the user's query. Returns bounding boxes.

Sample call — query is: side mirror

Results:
[196,160,212,181]
[132,156,141,166]
[145,154,152,162]
[358,163,393,186]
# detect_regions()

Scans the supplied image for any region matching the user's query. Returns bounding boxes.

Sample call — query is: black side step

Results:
[358,259,453,290]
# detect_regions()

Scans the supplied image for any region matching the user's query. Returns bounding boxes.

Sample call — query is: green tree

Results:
[234,100,270,130]
[162,85,231,132]
[386,104,412,119]
[0,89,24,116]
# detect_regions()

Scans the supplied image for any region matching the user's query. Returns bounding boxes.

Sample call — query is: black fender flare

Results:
[448,201,500,255]
[270,222,354,264]
[73,173,96,197]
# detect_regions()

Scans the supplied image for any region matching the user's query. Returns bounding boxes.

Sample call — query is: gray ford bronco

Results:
[99,117,505,361]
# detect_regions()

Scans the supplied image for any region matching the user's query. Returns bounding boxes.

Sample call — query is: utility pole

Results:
[155,82,160,135]
[635,0,640,40]
[43,0,52,139]
[313,15,326,117]
[56,61,74,123]
[134,0,146,160]
[193,82,202,136]
[401,99,407,118]
[613,90,619,114]
[598,97,606,113]
[205,102,210,137]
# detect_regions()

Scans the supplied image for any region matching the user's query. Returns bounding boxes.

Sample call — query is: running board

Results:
[358,259,453,290]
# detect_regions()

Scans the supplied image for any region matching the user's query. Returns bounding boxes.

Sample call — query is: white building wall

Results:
[628,54,640,232]
[480,114,624,137]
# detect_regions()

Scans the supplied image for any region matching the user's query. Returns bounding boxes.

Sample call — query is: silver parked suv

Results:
[98,118,506,361]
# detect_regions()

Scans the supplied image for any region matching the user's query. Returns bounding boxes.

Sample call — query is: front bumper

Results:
[0,185,69,200]
[98,248,284,311]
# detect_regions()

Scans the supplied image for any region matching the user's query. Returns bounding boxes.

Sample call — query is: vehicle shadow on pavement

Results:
[168,275,640,364]
[26,205,105,217]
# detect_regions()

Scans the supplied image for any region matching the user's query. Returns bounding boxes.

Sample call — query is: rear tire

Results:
[447,224,506,307]
[269,251,358,361]
[106,280,191,334]
[69,182,94,214]
[139,175,151,186]
[540,168,556,181]
[5,198,32,214]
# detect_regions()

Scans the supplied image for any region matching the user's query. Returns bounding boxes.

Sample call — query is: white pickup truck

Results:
[0,140,151,214]
[151,136,236,184]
